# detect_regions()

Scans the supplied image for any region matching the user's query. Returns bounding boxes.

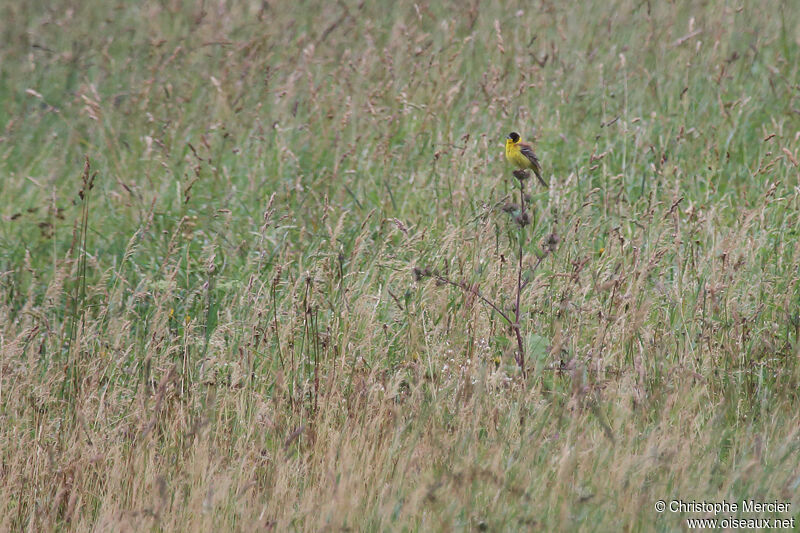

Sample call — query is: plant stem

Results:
[515,180,526,376]
[432,275,514,326]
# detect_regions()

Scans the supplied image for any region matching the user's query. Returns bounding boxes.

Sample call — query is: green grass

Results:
[2,0,800,530]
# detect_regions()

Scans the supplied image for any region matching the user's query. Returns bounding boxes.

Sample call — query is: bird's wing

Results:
[518,143,540,168]
[519,143,548,187]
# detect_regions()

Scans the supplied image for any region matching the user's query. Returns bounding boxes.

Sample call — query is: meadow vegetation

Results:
[1,0,800,530]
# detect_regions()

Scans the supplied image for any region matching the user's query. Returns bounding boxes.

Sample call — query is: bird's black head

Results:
[508,132,520,143]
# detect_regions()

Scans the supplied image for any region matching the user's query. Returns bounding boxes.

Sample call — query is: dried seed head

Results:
[514,211,531,227]
[412,266,433,281]
[502,202,520,214]
[513,169,530,181]
[546,232,560,252]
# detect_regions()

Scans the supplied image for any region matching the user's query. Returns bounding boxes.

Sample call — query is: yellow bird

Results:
[505,131,548,187]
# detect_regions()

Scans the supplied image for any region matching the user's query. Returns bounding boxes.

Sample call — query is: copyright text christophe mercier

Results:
[654,499,795,528]
[665,500,790,514]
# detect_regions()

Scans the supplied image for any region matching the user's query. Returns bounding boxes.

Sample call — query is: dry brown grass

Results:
[1,0,800,530]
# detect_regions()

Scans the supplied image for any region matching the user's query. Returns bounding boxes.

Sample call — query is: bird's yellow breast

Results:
[506,141,534,169]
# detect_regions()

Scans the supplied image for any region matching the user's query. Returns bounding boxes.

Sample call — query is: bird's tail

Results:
[534,167,548,188]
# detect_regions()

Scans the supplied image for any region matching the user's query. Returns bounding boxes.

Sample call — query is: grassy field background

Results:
[2,0,800,530]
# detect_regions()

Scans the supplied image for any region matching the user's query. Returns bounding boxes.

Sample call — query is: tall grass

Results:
[1,0,799,530]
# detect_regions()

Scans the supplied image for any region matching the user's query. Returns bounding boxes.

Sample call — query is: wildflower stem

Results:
[431,274,514,327]
[515,180,526,376]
